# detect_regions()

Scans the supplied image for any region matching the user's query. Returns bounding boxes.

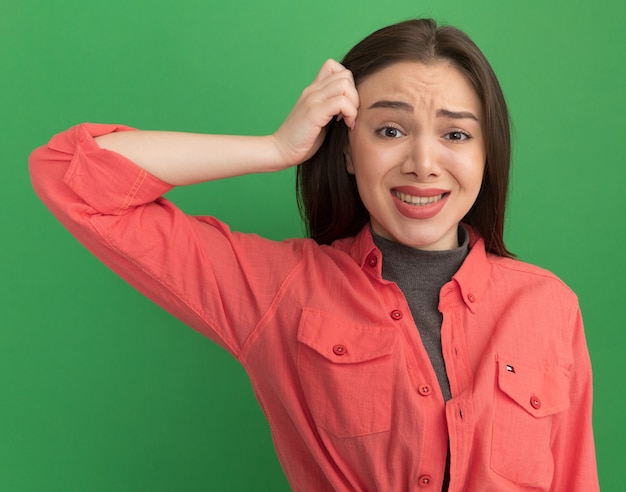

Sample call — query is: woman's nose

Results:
[400,137,441,180]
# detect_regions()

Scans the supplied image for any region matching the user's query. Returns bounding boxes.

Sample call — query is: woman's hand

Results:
[272,59,359,167]
[92,60,358,186]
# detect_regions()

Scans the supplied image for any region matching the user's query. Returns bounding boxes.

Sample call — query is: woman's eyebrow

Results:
[367,101,479,122]
[437,108,479,121]
[367,100,414,112]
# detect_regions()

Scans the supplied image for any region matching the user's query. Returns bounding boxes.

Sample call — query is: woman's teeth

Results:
[393,191,445,206]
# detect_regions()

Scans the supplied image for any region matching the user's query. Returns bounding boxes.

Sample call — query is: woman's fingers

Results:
[307,63,359,128]
[316,61,359,107]
[272,60,359,165]
[313,58,349,82]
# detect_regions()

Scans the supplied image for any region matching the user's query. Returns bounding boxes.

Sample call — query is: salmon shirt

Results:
[29,124,599,491]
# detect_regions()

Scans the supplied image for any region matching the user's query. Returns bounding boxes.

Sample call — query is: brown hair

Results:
[296,18,513,257]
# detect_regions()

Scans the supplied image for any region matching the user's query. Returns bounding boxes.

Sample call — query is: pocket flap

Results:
[496,355,570,417]
[297,309,396,364]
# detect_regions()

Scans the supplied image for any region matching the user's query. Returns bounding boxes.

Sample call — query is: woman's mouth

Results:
[390,188,450,220]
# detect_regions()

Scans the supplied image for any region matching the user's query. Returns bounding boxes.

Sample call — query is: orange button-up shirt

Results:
[30,124,599,491]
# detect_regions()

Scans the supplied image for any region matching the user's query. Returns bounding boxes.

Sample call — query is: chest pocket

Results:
[491,355,571,488]
[297,308,397,438]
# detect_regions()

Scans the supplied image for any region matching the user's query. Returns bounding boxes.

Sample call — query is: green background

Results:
[2,0,624,490]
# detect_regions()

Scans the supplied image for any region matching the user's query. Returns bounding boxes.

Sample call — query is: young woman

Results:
[30,18,598,492]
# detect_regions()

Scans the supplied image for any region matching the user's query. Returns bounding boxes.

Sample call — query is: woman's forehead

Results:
[357,61,482,117]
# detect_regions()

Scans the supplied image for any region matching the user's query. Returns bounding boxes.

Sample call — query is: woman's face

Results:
[346,61,485,250]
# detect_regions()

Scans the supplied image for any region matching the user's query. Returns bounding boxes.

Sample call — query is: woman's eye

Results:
[444,131,470,142]
[376,126,404,139]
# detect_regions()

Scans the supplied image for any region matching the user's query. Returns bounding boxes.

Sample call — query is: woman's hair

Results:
[296,18,513,257]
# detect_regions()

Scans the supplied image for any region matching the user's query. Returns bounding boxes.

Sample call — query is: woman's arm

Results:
[94,59,359,186]
[29,60,359,357]
[550,305,599,491]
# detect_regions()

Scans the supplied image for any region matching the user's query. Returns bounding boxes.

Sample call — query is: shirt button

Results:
[390,310,403,320]
[418,384,432,396]
[367,254,378,268]
[418,474,433,487]
[332,344,347,356]
[530,395,542,409]
[467,293,476,303]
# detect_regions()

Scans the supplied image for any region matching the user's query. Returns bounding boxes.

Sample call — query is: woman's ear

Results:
[344,143,355,174]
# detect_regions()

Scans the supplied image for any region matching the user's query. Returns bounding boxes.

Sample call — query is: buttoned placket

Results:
[395,304,447,489]
[366,250,450,490]
[440,277,478,491]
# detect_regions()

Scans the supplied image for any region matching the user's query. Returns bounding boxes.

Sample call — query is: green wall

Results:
[3,0,624,490]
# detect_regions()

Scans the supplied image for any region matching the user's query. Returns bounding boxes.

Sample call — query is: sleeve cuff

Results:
[52,123,174,215]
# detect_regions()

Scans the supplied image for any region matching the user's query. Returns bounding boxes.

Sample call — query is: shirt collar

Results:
[332,225,381,273]
[334,223,492,313]
[449,226,491,313]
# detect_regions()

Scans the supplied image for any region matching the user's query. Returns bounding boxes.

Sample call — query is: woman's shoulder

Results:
[487,254,578,300]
